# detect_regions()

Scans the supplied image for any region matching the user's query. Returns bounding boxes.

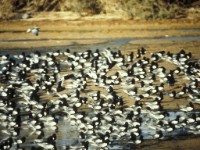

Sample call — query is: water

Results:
[0,35,200,43]
[0,35,200,54]
[15,110,199,149]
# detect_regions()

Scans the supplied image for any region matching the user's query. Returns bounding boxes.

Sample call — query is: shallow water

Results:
[19,111,199,149]
[0,35,200,54]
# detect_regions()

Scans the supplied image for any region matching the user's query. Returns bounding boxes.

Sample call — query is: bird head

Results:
[26,28,31,33]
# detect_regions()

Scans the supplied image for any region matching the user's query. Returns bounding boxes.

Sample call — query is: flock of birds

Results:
[0,46,200,149]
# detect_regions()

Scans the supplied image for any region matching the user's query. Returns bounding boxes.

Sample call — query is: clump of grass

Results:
[119,0,186,20]
[18,0,65,12]
[16,0,103,14]
[36,0,103,14]
[0,0,103,18]
[0,0,14,19]
[62,0,103,15]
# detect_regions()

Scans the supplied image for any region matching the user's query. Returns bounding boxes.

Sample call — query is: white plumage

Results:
[27,27,40,36]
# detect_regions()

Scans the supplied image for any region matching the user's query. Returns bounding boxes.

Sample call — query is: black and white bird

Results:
[27,27,40,36]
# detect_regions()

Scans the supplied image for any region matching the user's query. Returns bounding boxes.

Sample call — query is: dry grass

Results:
[119,0,186,19]
[0,0,199,19]
[0,0,14,19]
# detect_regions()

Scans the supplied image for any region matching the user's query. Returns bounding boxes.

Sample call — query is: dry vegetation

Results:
[0,0,200,20]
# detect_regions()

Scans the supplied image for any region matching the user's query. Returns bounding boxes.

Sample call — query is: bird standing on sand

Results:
[27,27,40,36]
